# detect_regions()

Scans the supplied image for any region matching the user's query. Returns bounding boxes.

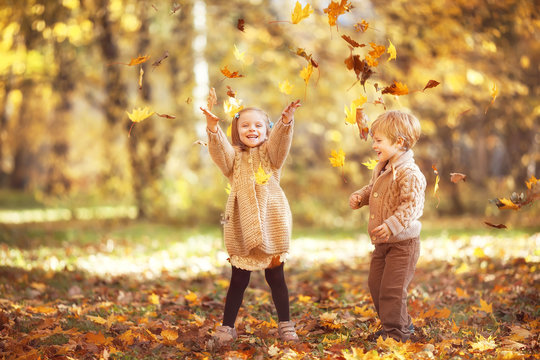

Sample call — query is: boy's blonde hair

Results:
[231,107,272,151]
[370,110,421,150]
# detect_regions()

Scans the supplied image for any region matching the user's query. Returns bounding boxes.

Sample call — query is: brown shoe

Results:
[278,321,299,342]
[213,325,237,347]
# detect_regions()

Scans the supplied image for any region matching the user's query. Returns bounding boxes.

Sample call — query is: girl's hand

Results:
[280,100,301,124]
[200,106,220,132]
[207,87,217,111]
[349,193,362,209]
[371,223,391,242]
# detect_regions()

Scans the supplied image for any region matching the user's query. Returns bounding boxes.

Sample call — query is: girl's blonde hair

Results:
[370,110,421,150]
[231,107,272,151]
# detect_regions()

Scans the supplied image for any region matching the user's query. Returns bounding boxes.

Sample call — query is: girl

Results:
[200,88,301,347]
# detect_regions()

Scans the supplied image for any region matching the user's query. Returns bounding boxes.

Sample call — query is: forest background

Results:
[0,0,539,359]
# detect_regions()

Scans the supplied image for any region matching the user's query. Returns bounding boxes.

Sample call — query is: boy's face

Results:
[371,130,403,163]
[237,111,268,148]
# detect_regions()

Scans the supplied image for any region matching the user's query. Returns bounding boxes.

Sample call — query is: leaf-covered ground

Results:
[0,221,539,359]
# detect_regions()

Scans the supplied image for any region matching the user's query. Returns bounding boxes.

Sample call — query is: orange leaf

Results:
[382,81,409,96]
[226,85,237,98]
[86,332,110,345]
[450,172,467,183]
[237,18,245,32]
[161,329,179,342]
[356,107,369,141]
[472,299,493,314]
[484,221,507,229]
[354,20,369,32]
[341,34,364,48]
[368,42,386,59]
[128,55,150,66]
[323,0,352,27]
[220,65,244,78]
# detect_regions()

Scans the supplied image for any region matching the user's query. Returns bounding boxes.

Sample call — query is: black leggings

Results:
[222,263,290,327]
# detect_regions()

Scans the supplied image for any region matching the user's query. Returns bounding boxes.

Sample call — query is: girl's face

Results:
[237,111,268,148]
[371,130,403,163]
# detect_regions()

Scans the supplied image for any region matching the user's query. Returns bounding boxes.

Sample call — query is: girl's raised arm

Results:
[266,100,301,168]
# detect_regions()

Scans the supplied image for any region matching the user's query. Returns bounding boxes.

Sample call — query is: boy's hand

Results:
[200,107,220,132]
[349,193,362,209]
[371,223,391,242]
[281,100,301,124]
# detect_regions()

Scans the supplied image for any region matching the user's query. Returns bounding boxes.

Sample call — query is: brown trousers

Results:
[368,237,420,342]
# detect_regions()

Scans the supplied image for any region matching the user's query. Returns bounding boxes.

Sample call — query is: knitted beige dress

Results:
[207,118,293,271]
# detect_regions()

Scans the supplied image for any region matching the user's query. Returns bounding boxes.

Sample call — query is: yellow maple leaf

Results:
[456,287,469,298]
[526,175,538,189]
[298,295,311,303]
[473,247,486,258]
[126,107,154,123]
[329,149,345,168]
[344,97,367,124]
[300,63,313,85]
[472,299,493,314]
[387,39,396,61]
[233,44,245,63]
[184,291,198,304]
[362,159,378,170]
[149,293,160,305]
[223,97,243,118]
[490,82,498,101]
[291,1,313,24]
[279,79,294,95]
[497,197,520,210]
[255,164,271,185]
[225,183,231,195]
[87,315,107,325]
[469,334,497,352]
[161,329,179,342]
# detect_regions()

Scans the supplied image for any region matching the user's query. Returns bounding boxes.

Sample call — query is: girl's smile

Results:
[238,111,268,147]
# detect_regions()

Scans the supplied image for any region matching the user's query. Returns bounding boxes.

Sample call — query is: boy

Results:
[349,110,426,342]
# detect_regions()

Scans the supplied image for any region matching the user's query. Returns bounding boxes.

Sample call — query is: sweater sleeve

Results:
[352,184,372,208]
[207,126,236,177]
[265,118,294,169]
[384,170,426,235]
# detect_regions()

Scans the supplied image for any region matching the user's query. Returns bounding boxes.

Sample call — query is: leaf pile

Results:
[0,225,538,359]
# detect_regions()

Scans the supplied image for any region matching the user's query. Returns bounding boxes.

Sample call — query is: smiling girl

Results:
[200,89,301,347]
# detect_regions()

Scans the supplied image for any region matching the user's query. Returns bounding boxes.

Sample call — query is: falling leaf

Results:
[344,97,366,125]
[387,39,396,61]
[354,20,369,32]
[233,45,245,63]
[344,53,373,87]
[151,50,169,68]
[368,42,386,59]
[161,329,178,342]
[362,159,378,170]
[226,85,236,98]
[225,183,231,195]
[423,79,440,91]
[300,63,313,84]
[170,3,181,14]
[127,107,154,137]
[485,82,498,114]
[382,81,409,96]
[525,175,538,189]
[277,79,293,95]
[186,97,192,104]
[484,221,507,229]
[138,67,144,90]
[291,1,313,24]
[356,107,369,141]
[450,172,467,183]
[324,0,352,27]
[220,65,244,78]
[151,4,158,11]
[127,107,154,123]
[236,18,245,32]
[255,165,271,185]
[329,149,345,168]
[128,55,150,66]
[432,164,440,207]
[156,113,175,119]
[491,197,520,210]
[223,97,243,118]
[341,35,364,48]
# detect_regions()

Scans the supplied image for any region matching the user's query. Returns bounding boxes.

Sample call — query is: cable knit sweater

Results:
[353,150,426,244]
[207,118,293,263]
